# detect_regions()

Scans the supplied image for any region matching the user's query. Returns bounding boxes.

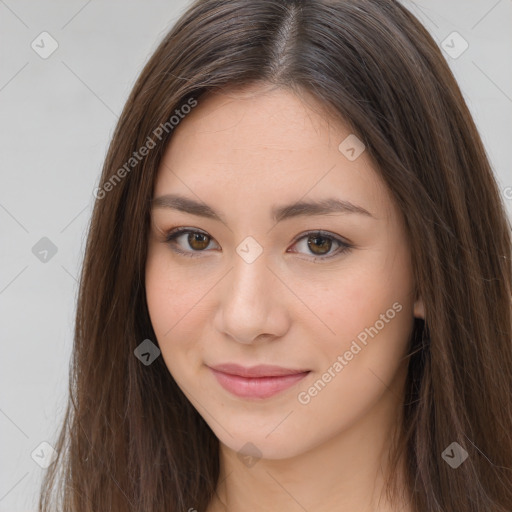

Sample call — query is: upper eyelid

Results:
[165,227,351,252]
[165,226,347,241]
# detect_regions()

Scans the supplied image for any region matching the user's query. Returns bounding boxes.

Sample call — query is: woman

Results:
[39,0,512,511]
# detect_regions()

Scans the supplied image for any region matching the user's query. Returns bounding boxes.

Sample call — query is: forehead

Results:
[153,85,393,222]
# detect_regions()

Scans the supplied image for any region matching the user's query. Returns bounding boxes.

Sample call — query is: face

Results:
[145,84,424,460]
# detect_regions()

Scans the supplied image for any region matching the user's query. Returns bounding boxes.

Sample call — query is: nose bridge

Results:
[228,249,272,314]
[214,246,287,344]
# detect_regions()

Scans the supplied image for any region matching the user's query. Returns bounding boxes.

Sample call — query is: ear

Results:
[413,295,425,319]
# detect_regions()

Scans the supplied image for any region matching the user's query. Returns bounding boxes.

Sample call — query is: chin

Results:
[213,425,308,462]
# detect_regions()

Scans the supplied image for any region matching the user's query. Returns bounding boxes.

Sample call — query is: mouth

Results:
[207,363,311,399]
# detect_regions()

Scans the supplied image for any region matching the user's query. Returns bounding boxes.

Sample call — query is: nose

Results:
[213,252,290,345]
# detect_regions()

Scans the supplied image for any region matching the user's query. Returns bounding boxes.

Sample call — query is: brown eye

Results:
[307,234,332,255]
[187,232,210,250]
[164,228,218,257]
[165,228,352,262]
[290,230,352,261]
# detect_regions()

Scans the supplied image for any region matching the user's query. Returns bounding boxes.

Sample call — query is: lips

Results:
[209,363,310,377]
[208,363,311,399]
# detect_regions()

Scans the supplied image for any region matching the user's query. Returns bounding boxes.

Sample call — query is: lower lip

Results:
[209,368,310,399]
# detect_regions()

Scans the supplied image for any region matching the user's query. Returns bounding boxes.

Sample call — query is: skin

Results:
[145,83,425,512]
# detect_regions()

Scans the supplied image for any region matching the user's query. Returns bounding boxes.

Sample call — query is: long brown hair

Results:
[38,0,512,510]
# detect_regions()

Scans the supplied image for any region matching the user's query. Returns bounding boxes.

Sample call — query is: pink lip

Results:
[208,363,310,399]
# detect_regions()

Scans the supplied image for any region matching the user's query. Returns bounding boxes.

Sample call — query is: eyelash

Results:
[163,227,352,262]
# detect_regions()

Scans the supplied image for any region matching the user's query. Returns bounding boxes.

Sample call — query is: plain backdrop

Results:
[1,0,511,510]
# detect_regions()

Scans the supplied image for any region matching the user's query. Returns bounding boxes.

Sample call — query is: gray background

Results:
[1,1,511,510]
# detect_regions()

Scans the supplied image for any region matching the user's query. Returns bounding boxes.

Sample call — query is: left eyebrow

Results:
[272,197,374,222]
[150,194,374,224]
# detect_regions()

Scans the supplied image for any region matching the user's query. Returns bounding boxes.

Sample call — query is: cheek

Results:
[146,248,209,335]
[294,275,413,435]
[311,250,414,374]
[316,267,407,338]
[145,252,206,367]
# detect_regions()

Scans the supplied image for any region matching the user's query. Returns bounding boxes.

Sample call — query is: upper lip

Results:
[208,363,310,378]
